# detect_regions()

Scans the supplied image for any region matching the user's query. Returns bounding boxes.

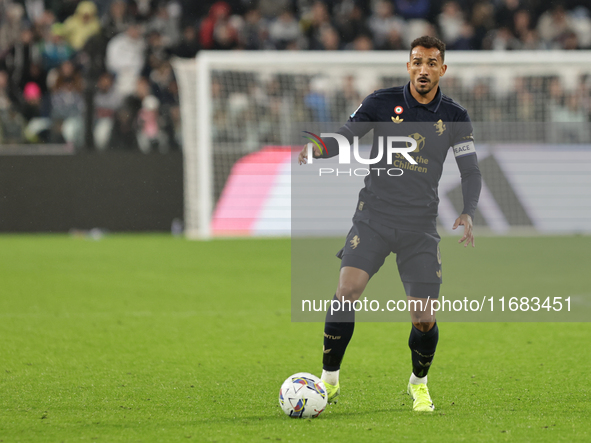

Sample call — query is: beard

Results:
[414,78,436,95]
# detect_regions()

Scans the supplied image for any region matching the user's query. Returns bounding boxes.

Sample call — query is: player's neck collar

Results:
[403,82,442,113]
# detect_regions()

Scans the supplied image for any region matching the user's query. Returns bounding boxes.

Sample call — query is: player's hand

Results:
[298,143,322,165]
[453,214,474,248]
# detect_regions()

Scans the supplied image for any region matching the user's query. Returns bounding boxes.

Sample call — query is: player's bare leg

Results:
[405,285,439,412]
[321,266,369,403]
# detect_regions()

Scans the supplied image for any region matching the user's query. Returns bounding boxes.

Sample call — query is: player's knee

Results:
[412,321,435,332]
[336,282,364,302]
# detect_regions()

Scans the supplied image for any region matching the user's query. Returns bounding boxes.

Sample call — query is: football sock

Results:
[409,373,427,385]
[408,323,439,378]
[322,294,355,371]
[321,369,339,385]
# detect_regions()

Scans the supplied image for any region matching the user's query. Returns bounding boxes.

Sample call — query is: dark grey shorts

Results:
[337,219,442,285]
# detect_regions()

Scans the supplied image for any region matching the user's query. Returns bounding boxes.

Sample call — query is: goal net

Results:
[173,51,591,239]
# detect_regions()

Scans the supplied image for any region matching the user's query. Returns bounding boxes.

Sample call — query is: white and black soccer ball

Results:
[279,372,327,418]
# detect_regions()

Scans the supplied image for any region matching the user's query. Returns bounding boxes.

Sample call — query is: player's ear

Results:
[439,64,447,77]
[406,61,411,73]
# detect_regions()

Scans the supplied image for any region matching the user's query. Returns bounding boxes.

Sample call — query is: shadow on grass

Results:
[193,406,431,424]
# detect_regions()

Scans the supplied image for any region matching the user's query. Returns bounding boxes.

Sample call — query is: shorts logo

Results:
[434,119,446,136]
[394,106,404,114]
[350,235,360,249]
[436,270,442,278]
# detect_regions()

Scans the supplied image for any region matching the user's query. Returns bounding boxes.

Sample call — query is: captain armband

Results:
[452,140,476,158]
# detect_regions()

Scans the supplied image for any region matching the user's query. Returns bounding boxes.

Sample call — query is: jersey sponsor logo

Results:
[350,103,362,118]
[437,246,441,264]
[350,235,360,249]
[391,115,404,124]
[407,133,425,152]
[434,119,446,136]
[453,140,476,157]
[394,106,404,114]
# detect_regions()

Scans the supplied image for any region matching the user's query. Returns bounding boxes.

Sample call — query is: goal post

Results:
[173,50,591,239]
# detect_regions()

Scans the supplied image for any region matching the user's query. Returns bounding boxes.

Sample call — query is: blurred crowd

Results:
[195,0,591,51]
[0,0,590,149]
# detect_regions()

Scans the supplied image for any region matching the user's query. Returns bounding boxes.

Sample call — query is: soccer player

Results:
[298,36,482,412]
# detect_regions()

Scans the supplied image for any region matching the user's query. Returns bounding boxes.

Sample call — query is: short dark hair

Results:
[410,36,446,62]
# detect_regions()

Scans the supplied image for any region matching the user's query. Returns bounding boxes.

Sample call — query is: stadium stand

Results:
[0,0,590,150]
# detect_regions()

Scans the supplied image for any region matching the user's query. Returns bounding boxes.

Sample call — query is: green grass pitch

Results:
[0,234,590,442]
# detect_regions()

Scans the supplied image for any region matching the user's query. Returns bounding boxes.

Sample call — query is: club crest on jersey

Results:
[394,106,404,114]
[434,119,446,136]
[391,115,404,124]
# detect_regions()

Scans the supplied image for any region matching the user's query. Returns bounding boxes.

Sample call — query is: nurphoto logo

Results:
[303,132,418,177]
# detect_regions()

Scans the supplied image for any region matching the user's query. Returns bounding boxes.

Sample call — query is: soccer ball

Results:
[279,372,327,418]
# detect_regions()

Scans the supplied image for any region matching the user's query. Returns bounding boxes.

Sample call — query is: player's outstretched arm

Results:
[453,214,474,247]
[298,143,322,165]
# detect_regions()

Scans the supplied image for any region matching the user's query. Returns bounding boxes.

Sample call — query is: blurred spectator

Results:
[147,2,181,48]
[394,0,431,20]
[24,0,46,24]
[149,60,176,105]
[258,0,291,19]
[319,26,341,50]
[487,26,520,50]
[49,60,84,147]
[0,69,25,143]
[381,28,405,50]
[471,2,495,50]
[108,77,150,150]
[199,2,232,49]
[0,3,25,51]
[2,27,41,93]
[304,77,331,121]
[141,30,168,78]
[22,82,51,142]
[61,1,101,50]
[239,7,268,50]
[93,72,122,150]
[495,0,520,30]
[334,75,361,122]
[437,1,466,49]
[560,30,580,50]
[170,25,200,58]
[302,1,333,50]
[368,1,406,50]
[335,4,370,45]
[537,4,576,49]
[106,23,147,97]
[101,0,133,39]
[137,95,168,152]
[211,17,240,50]
[512,9,531,43]
[268,9,301,49]
[41,23,75,72]
[351,34,374,50]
